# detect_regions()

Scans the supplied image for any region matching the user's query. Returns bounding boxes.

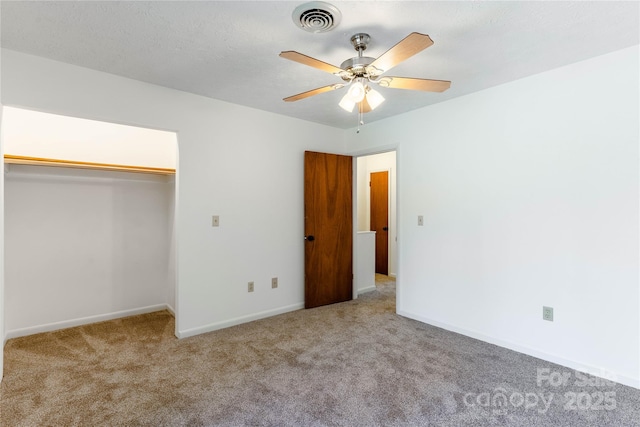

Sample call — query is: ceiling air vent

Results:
[292,2,341,33]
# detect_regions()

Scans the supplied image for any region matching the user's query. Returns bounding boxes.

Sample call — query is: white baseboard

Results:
[397,309,640,390]
[4,304,171,340]
[165,304,176,317]
[358,285,377,295]
[177,302,304,339]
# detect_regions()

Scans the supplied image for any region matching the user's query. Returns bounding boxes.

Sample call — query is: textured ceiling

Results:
[1,1,638,129]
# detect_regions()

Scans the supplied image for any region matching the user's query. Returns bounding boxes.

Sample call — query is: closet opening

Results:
[1,107,178,341]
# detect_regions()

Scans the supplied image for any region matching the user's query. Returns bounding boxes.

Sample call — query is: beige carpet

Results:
[2,275,640,426]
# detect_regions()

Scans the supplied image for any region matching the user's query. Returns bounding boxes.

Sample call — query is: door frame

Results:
[351,146,399,309]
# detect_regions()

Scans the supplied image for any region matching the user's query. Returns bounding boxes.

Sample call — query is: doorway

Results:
[370,170,389,275]
[355,151,396,296]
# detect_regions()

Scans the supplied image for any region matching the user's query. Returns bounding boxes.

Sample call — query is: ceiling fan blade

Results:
[279,51,345,75]
[283,84,344,102]
[378,77,451,92]
[369,33,434,75]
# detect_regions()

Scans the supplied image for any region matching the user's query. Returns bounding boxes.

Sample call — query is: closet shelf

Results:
[4,155,175,175]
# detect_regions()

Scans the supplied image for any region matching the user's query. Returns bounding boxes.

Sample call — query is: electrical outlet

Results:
[248,281,254,293]
[543,306,554,322]
[418,215,424,226]
[212,215,220,227]
[272,277,278,289]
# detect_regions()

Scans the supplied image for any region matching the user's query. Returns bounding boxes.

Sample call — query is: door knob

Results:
[305,235,315,241]
[383,227,388,231]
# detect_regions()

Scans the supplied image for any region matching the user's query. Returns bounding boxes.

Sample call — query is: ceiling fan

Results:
[279,32,451,116]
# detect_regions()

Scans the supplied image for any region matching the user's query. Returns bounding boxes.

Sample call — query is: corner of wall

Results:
[1,104,6,382]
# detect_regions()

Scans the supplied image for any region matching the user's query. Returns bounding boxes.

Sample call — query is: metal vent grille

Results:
[293,2,341,33]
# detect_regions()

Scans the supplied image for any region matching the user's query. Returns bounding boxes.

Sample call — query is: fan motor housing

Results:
[340,57,375,79]
[350,33,370,51]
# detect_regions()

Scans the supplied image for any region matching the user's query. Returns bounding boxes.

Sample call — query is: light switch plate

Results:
[212,215,220,227]
[418,215,424,226]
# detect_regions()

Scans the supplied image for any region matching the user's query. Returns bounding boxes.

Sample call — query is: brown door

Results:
[304,151,353,309]
[370,171,389,275]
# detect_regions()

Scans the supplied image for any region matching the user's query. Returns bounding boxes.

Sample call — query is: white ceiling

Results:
[1,1,638,129]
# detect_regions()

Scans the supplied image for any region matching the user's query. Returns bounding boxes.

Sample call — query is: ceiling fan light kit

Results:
[347,80,365,103]
[338,95,356,113]
[365,87,385,110]
[280,26,451,128]
[338,80,385,113]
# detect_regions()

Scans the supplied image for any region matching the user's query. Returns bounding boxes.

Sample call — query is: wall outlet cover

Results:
[543,306,554,321]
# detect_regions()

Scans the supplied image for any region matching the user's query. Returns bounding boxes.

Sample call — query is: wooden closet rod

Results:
[4,154,175,175]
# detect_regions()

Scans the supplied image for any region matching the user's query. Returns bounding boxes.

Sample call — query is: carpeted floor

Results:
[2,275,640,426]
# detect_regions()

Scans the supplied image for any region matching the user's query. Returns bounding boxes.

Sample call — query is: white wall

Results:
[4,165,174,337]
[0,49,346,343]
[0,104,4,380]
[348,46,640,388]
[356,231,376,294]
[356,151,397,276]
[2,107,177,169]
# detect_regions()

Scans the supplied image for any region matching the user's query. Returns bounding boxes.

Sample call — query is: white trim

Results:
[172,138,180,338]
[165,304,176,317]
[1,106,5,383]
[4,304,171,340]
[357,286,377,295]
[348,144,398,157]
[352,155,358,301]
[395,146,402,315]
[398,309,640,390]
[177,303,304,338]
[351,147,399,304]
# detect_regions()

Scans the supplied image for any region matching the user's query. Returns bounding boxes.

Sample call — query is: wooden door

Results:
[304,151,353,309]
[370,171,389,275]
